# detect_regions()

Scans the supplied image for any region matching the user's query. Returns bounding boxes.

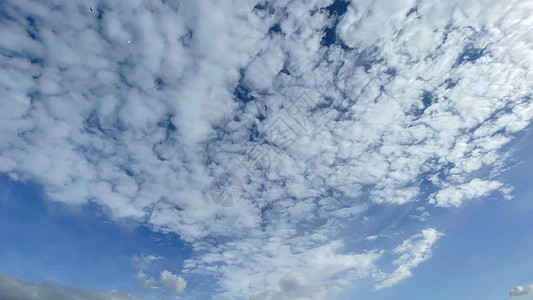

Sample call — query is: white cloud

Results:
[510,283,533,297]
[432,179,504,207]
[131,255,187,293]
[0,272,138,300]
[131,254,160,288]
[375,228,443,290]
[160,270,187,293]
[136,271,157,289]
[186,238,382,299]
[365,235,378,241]
[0,0,532,298]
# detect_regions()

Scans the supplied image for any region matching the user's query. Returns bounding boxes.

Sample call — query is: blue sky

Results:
[353,126,533,300]
[0,175,195,298]
[1,0,533,299]
[3,140,533,300]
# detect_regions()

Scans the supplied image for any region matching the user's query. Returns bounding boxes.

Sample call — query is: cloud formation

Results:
[510,283,533,298]
[132,254,161,289]
[131,254,187,293]
[0,272,138,300]
[375,228,443,290]
[160,270,187,293]
[432,179,503,207]
[0,0,532,298]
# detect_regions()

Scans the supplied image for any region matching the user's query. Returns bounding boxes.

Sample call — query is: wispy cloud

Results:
[375,228,443,290]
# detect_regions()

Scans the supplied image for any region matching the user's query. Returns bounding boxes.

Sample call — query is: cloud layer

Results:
[1,0,532,298]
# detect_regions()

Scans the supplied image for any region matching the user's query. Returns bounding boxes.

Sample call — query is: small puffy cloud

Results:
[131,255,186,293]
[0,272,138,300]
[432,179,503,207]
[136,270,158,289]
[510,283,533,298]
[132,254,161,288]
[160,270,187,293]
[375,228,443,290]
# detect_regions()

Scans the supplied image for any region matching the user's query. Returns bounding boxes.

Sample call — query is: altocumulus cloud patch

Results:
[0,0,532,299]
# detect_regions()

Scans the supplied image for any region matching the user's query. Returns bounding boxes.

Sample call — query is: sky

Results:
[0,0,533,299]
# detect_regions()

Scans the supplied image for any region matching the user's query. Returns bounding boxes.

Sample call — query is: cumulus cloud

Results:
[0,272,138,300]
[375,228,443,290]
[131,254,186,293]
[0,0,532,298]
[510,283,533,297]
[160,270,187,293]
[135,271,157,289]
[131,254,161,288]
